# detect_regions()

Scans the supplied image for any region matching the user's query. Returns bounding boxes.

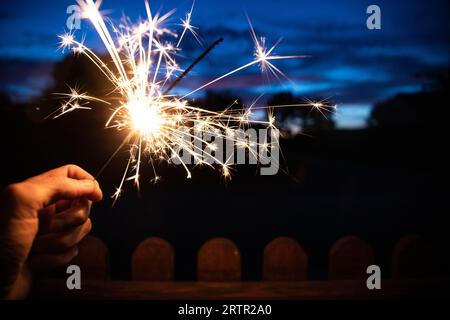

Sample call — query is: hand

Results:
[0,165,102,299]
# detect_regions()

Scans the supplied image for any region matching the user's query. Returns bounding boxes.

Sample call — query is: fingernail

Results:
[80,179,95,188]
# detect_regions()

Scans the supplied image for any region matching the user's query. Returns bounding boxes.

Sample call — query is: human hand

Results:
[0,165,102,299]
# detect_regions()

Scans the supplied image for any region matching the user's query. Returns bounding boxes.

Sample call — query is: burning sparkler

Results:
[54,0,334,202]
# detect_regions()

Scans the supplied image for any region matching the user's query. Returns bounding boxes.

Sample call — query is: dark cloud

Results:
[0,10,17,21]
[0,31,56,47]
[0,59,54,101]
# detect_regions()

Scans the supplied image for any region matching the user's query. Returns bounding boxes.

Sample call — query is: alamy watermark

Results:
[171,125,280,176]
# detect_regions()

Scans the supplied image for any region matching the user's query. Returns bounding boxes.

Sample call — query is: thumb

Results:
[41,177,103,206]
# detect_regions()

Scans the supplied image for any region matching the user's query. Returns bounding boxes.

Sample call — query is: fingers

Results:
[50,199,91,233]
[32,219,92,254]
[54,199,75,213]
[39,199,91,234]
[38,200,73,226]
[29,246,79,270]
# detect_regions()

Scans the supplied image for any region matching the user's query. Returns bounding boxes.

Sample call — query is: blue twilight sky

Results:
[0,0,449,128]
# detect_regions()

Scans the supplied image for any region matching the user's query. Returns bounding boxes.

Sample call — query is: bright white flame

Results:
[129,102,164,136]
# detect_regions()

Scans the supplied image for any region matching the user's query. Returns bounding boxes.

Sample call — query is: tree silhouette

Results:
[267,92,335,134]
[45,53,115,98]
[302,103,335,132]
[193,90,243,112]
[369,70,449,129]
[0,92,12,108]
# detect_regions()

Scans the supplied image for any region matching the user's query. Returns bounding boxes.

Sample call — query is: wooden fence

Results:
[70,234,437,281]
[32,234,447,299]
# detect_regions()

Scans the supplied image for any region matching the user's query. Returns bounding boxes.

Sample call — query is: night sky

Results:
[0,0,449,128]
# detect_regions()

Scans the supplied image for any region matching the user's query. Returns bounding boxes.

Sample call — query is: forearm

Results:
[0,217,37,299]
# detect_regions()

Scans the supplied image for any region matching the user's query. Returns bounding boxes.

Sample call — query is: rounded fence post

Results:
[392,235,434,279]
[71,235,109,280]
[263,237,308,281]
[197,238,241,281]
[132,237,174,281]
[329,235,375,280]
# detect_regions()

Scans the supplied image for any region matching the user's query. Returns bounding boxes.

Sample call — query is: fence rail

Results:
[32,279,448,300]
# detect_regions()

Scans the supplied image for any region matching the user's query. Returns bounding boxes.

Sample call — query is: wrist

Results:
[2,263,32,300]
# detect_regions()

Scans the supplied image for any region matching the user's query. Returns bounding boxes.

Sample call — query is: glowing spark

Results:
[177,1,202,47]
[58,33,75,51]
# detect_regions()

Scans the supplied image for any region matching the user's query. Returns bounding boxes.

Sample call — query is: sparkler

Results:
[55,0,334,202]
